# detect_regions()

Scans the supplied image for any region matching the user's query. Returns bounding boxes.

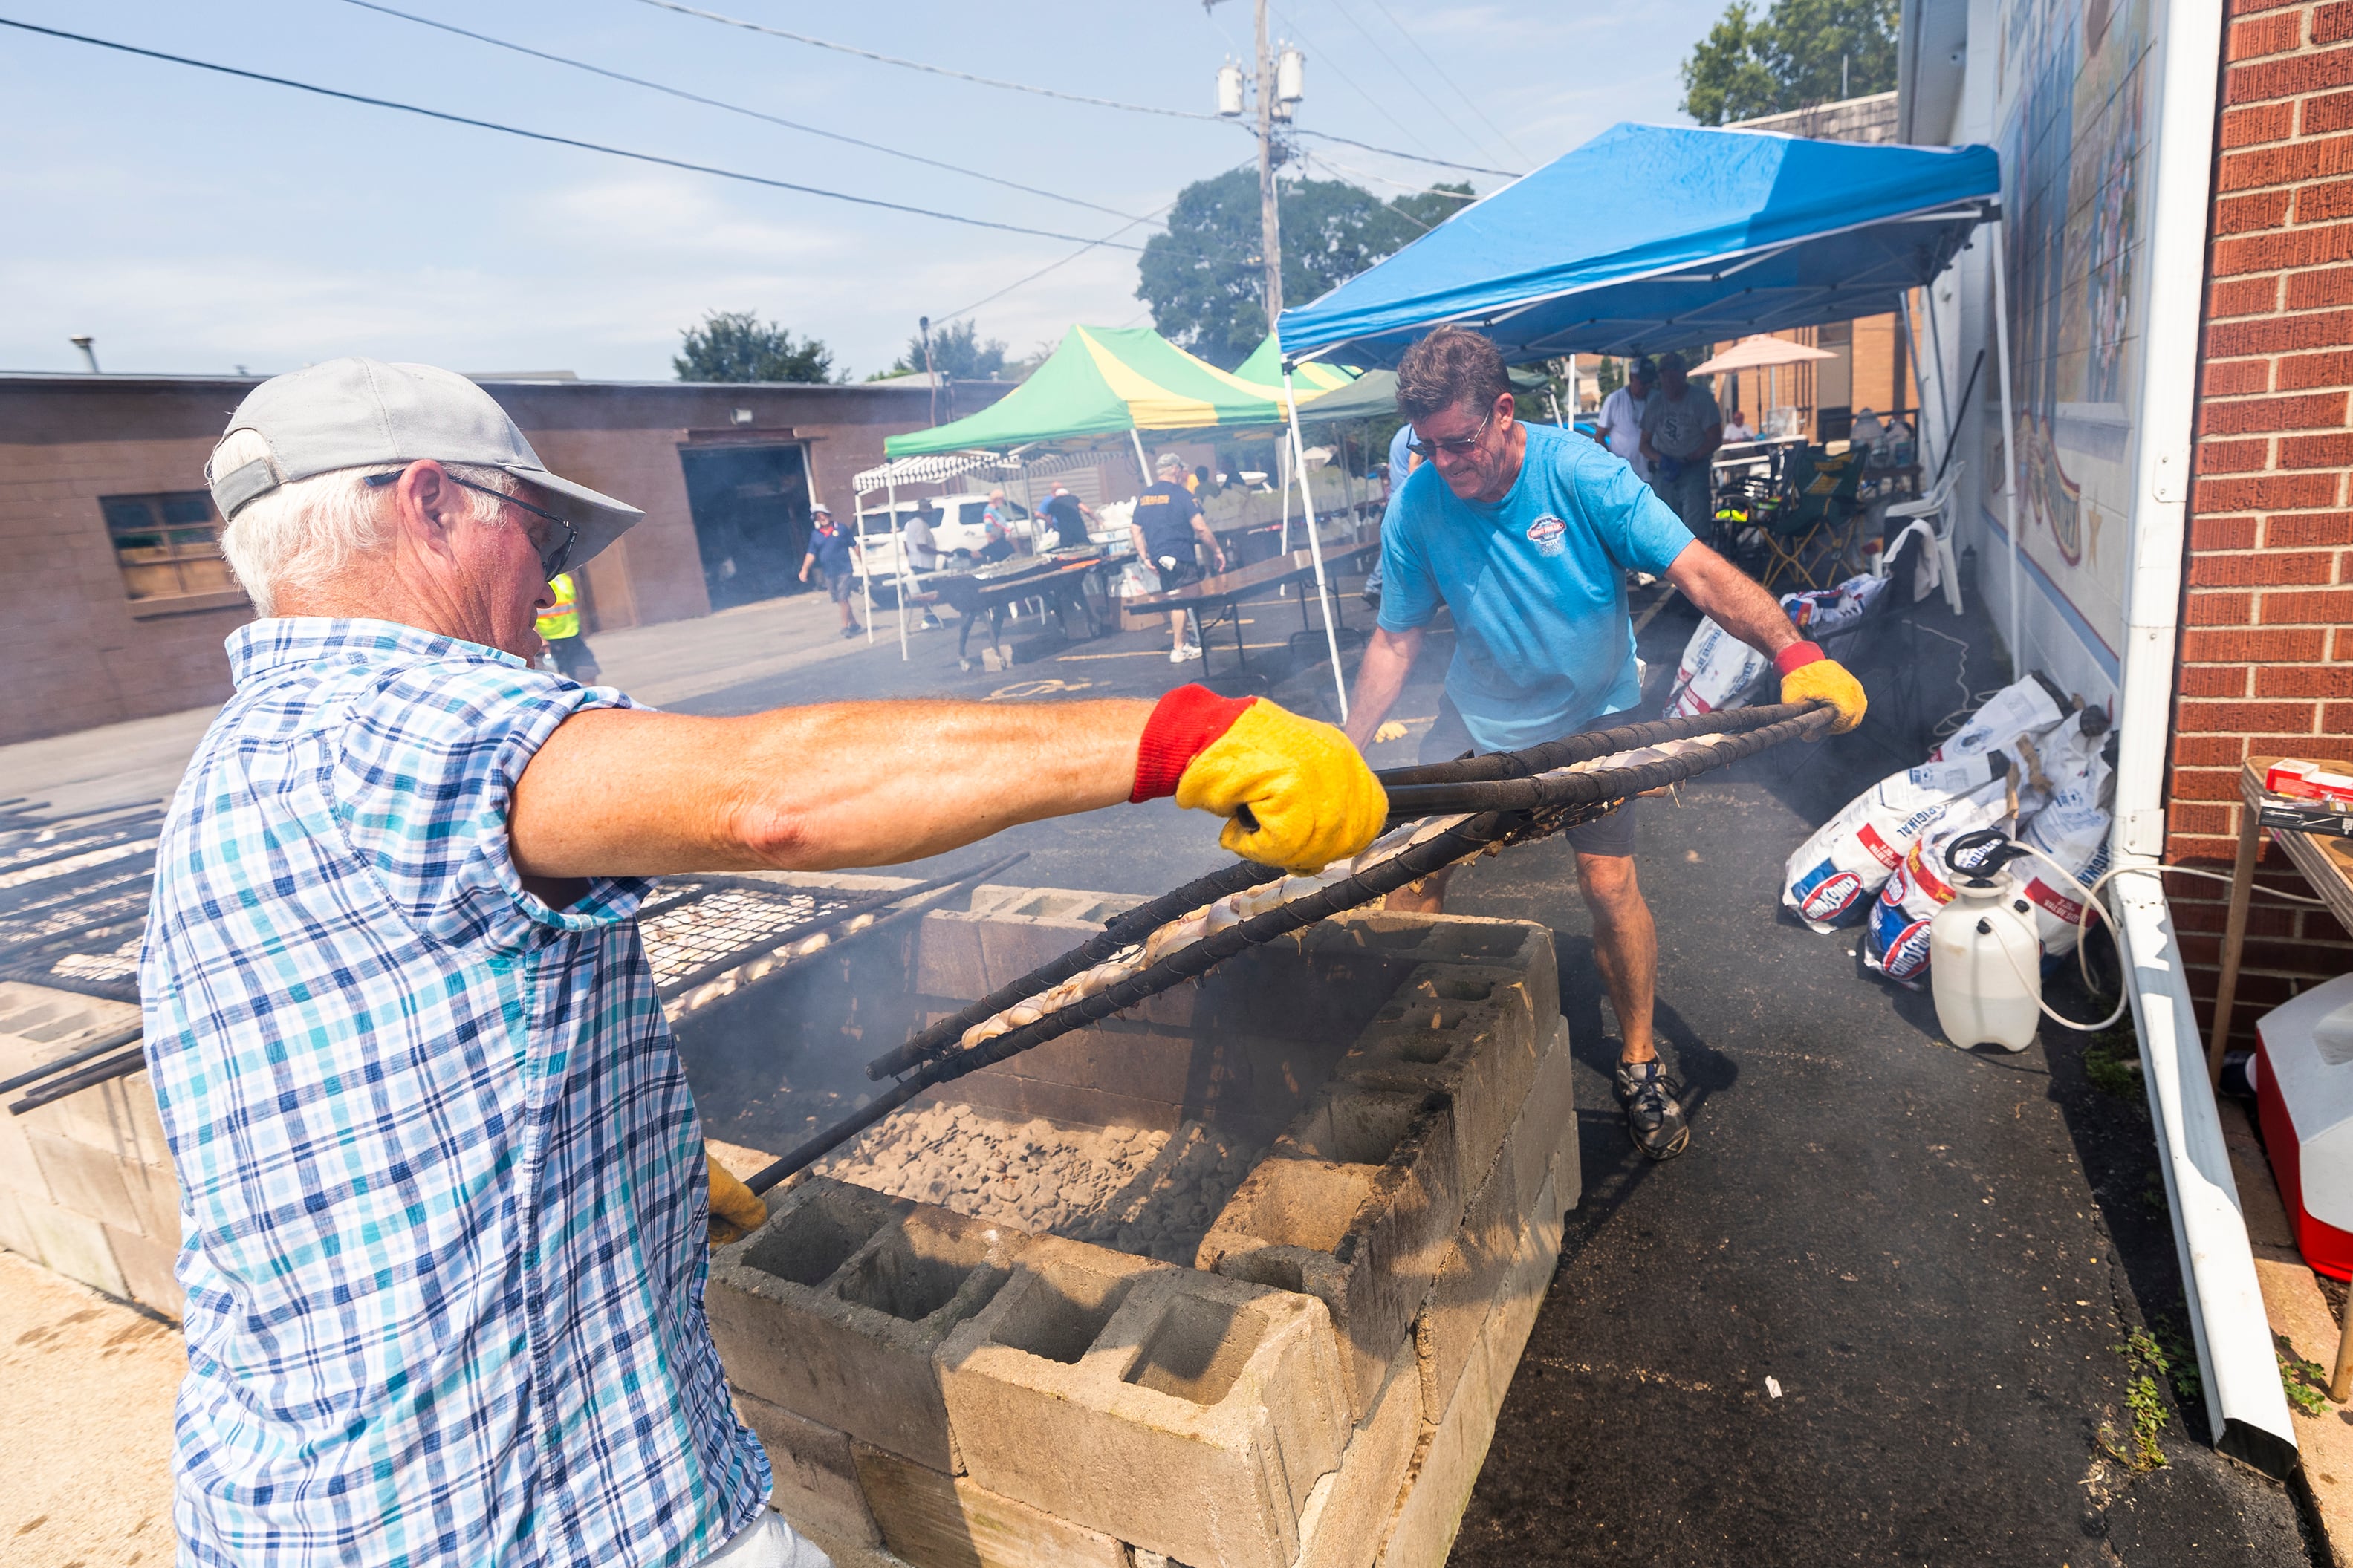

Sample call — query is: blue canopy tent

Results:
[1270,123,2021,661]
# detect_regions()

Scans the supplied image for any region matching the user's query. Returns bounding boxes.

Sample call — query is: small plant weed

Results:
[2097,1329,2172,1471]
[2083,1023,2146,1107]
[2277,1336,2329,1419]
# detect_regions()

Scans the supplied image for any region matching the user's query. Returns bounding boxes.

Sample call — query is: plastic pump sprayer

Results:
[1928,830,2046,1052]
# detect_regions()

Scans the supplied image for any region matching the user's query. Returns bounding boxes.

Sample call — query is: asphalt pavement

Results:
[681,568,2318,1566]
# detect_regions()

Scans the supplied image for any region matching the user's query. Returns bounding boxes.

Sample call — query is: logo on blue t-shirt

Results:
[1525,515,1566,557]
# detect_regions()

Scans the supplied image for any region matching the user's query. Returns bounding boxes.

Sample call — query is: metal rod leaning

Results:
[8,1045,148,1116]
[752,810,1516,1194]
[0,1025,144,1097]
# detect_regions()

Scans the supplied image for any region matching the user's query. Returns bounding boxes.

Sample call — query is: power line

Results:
[1319,0,1501,169]
[337,0,1146,220]
[1360,0,1534,166]
[634,0,1224,122]
[0,16,1147,250]
[1268,7,1447,165]
[935,190,1195,325]
[1288,126,1516,178]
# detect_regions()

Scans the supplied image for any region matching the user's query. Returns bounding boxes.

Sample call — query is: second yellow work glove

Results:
[707,1153,769,1248]
[1131,685,1389,872]
[1776,641,1867,734]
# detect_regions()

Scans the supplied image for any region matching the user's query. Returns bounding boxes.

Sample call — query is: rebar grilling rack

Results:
[0,801,163,1004]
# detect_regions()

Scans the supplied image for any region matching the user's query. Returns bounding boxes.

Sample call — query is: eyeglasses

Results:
[366,468,576,577]
[1407,407,1496,461]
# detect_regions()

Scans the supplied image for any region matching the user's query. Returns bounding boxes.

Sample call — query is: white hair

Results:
[207,427,520,616]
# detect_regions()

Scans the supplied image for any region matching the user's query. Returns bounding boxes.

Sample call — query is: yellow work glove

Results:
[1130,686,1389,873]
[1372,720,1410,744]
[1777,643,1867,734]
[707,1154,768,1247]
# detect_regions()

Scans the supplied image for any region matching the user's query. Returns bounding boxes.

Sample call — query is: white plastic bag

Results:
[1664,617,1768,718]
[1862,781,2017,987]
[1782,752,2010,932]
[1932,674,2068,764]
[1782,573,1888,640]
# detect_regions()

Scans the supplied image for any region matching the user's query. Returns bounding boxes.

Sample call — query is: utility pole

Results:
[1255,0,1282,331]
[918,315,937,426]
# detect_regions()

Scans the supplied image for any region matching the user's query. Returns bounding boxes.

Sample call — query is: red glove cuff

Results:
[1773,640,1826,677]
[1132,685,1257,803]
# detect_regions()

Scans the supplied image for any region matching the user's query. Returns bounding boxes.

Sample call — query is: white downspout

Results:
[1988,218,2024,667]
[2107,0,2297,1473]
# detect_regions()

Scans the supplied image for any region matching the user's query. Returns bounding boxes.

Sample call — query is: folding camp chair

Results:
[1757,446,1863,593]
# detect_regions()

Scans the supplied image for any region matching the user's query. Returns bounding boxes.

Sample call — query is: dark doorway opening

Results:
[679,443,814,611]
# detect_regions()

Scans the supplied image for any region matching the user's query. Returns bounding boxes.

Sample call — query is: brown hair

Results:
[1395,325,1511,425]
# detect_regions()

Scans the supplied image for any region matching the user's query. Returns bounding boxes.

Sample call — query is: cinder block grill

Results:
[702,889,1582,1568]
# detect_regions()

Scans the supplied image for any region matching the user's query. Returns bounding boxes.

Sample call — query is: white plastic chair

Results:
[1876,462,1965,615]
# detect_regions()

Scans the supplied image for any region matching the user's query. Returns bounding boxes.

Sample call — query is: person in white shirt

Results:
[1721,409,1755,443]
[1851,406,1886,454]
[1595,357,1654,483]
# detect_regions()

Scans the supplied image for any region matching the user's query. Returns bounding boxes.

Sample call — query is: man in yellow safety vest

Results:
[536,570,601,683]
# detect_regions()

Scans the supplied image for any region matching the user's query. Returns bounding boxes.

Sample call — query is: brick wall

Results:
[2176,0,2353,1045]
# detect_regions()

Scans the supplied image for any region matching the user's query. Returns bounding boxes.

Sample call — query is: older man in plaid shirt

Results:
[144,360,1389,1568]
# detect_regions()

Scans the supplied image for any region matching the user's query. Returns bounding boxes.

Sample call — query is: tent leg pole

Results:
[1990,221,2025,671]
[855,496,874,647]
[1129,429,1152,495]
[885,477,909,662]
[1285,369,1349,723]
[1898,291,1932,481]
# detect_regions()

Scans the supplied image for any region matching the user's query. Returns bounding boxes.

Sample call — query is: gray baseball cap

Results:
[209,357,643,566]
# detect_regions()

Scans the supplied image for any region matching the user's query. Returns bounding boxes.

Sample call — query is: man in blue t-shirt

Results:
[1345,326,1865,1160]
[1131,449,1228,664]
[796,503,864,638]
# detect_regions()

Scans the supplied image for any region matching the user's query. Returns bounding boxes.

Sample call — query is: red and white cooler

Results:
[2254,971,2353,1280]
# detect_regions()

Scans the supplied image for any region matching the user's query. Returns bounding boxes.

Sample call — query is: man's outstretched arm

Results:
[510,692,1389,879]
[1663,541,1866,733]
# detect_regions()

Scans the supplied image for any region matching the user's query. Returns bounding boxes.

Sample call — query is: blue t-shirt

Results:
[1377,421,1695,751]
[808,524,856,575]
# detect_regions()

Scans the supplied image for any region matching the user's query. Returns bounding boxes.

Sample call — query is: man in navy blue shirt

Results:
[797,504,863,639]
[1131,450,1228,664]
[1345,327,1865,1159]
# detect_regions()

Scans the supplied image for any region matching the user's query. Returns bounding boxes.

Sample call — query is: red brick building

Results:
[0,374,1007,746]
[2169,0,2353,1043]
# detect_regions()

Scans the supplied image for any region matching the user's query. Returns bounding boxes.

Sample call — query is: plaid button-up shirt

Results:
[141,619,769,1567]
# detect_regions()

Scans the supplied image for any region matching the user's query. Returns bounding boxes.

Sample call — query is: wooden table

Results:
[1126,535,1382,679]
[2207,755,2353,1403]
[924,552,1114,668]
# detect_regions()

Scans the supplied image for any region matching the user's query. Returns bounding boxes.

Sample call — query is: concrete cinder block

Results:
[103,1221,183,1318]
[1413,1019,1575,1422]
[0,1186,40,1260]
[119,1159,181,1245]
[941,1238,1349,1568]
[1379,1170,1562,1568]
[1294,1338,1424,1568]
[915,911,991,1001]
[1198,1083,1461,1423]
[1509,1019,1577,1235]
[25,1128,132,1223]
[709,1177,1028,1473]
[0,1092,53,1203]
[733,1390,882,1549]
[18,1198,126,1299]
[849,1441,1132,1568]
[1308,914,1560,1028]
[1339,961,1545,1205]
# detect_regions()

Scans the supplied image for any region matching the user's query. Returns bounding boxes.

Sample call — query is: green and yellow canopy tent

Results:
[870,325,1363,703]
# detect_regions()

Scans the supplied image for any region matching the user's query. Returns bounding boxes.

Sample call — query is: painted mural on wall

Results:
[1990,0,2153,675]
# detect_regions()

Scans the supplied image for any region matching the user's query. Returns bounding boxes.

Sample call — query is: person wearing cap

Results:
[1638,349,1724,536]
[1041,483,1097,551]
[1342,328,1865,1164]
[796,503,863,638]
[978,489,1017,562]
[1132,450,1227,664]
[148,357,1390,1568]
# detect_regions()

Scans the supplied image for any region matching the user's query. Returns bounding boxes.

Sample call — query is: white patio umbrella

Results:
[1687,334,1839,374]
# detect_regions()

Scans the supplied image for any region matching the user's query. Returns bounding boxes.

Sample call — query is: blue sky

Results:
[2,1,1728,380]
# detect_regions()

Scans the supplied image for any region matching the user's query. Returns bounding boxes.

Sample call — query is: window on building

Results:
[100,492,238,601]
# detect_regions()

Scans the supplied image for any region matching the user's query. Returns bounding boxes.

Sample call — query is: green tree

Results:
[1136,169,1473,368]
[876,319,1009,381]
[675,310,838,383]
[1681,0,1899,126]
